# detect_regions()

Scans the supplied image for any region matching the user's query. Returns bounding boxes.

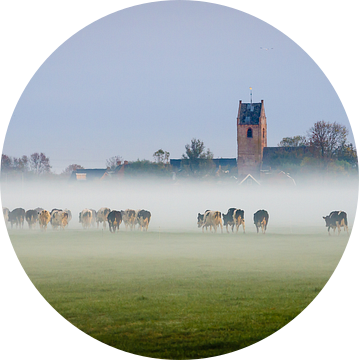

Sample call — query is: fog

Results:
[1,177,358,233]
[2,176,357,359]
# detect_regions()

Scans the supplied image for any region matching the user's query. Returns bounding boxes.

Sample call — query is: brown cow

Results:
[202,211,223,233]
[39,210,51,231]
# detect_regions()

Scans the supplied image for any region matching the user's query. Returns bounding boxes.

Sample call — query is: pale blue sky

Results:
[3,1,353,173]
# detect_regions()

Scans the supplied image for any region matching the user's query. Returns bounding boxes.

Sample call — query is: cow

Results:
[64,209,72,227]
[202,211,223,233]
[222,208,245,234]
[222,208,236,233]
[233,209,245,233]
[137,210,151,231]
[8,208,25,229]
[97,207,111,229]
[2,207,9,226]
[121,209,137,230]
[107,210,122,233]
[39,210,51,231]
[34,207,44,214]
[323,211,348,235]
[51,210,68,230]
[79,209,93,229]
[25,209,39,229]
[89,209,97,228]
[197,210,211,231]
[253,210,269,234]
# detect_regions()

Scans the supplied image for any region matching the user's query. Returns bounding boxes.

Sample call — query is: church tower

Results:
[237,99,267,176]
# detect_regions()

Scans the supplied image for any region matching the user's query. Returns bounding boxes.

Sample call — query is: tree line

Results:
[1,153,51,175]
[273,120,357,176]
[1,120,357,180]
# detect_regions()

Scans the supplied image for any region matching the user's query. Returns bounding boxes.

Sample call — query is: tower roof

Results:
[237,101,263,125]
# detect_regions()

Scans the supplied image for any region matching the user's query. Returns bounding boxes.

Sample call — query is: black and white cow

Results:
[8,208,25,229]
[121,209,137,230]
[25,209,39,229]
[253,210,269,234]
[323,211,348,235]
[137,210,151,231]
[197,210,211,231]
[97,207,111,229]
[233,209,245,233]
[79,209,93,229]
[107,210,122,233]
[51,210,68,230]
[222,208,236,233]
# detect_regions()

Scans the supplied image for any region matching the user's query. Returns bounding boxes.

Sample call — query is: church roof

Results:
[237,102,263,125]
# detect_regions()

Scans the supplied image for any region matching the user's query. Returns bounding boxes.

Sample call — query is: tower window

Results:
[247,128,253,138]
[263,128,265,139]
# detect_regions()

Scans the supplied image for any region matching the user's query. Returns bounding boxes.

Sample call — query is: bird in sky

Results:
[260,47,274,50]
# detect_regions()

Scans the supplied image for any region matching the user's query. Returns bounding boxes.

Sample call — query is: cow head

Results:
[323,216,331,227]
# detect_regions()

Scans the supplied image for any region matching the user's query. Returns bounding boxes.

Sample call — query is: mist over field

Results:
[1,177,357,233]
[2,176,357,358]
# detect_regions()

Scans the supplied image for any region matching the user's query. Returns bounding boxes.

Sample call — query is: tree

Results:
[153,149,170,164]
[307,120,348,159]
[278,135,307,147]
[182,138,213,172]
[1,154,29,172]
[106,155,122,170]
[29,152,51,175]
[62,164,84,176]
[12,155,29,172]
[335,143,358,169]
[1,154,13,172]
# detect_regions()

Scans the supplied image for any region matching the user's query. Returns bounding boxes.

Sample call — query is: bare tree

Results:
[1,154,29,172]
[62,164,84,176]
[29,152,51,175]
[12,155,29,172]
[307,121,348,159]
[1,154,13,172]
[106,155,123,170]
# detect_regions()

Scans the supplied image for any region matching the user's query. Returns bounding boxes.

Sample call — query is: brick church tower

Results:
[237,99,267,176]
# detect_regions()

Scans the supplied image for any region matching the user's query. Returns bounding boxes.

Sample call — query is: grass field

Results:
[8,228,348,359]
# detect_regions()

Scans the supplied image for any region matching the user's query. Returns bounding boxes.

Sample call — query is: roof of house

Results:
[69,168,108,181]
[237,102,263,125]
[238,173,261,185]
[170,158,237,169]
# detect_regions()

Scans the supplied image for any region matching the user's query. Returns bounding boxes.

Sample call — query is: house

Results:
[69,161,128,181]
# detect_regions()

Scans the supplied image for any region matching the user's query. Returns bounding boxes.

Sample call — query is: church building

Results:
[237,99,267,176]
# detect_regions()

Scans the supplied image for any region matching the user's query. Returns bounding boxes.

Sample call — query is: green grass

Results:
[9,229,348,359]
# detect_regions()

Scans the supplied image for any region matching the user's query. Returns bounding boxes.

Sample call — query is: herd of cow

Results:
[2,207,152,233]
[2,206,349,236]
[197,208,349,236]
[197,209,269,234]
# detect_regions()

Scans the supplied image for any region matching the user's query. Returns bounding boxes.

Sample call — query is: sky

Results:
[1,0,355,173]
